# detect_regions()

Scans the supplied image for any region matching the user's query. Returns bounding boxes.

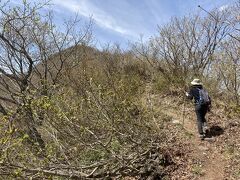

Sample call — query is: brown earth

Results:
[154,94,228,180]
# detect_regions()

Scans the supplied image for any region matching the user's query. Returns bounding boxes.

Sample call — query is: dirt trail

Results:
[182,109,225,180]
[153,95,226,180]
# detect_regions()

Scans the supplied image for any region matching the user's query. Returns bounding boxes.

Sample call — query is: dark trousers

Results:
[195,104,208,135]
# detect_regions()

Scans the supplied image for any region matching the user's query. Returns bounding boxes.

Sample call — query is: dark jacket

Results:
[187,85,211,105]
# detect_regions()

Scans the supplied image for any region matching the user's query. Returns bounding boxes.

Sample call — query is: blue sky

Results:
[11,0,236,48]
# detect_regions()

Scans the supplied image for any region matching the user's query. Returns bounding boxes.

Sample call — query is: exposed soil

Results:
[157,95,227,180]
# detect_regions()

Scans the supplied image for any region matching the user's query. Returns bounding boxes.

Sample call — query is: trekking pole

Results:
[182,95,186,129]
[182,84,188,129]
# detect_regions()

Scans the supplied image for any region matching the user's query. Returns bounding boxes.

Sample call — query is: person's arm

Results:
[185,88,193,100]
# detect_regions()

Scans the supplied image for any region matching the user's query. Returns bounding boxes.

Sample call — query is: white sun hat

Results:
[191,79,203,86]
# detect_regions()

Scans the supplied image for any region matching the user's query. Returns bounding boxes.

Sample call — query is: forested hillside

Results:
[0,1,239,179]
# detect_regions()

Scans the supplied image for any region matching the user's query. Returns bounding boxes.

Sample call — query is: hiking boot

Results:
[199,134,205,140]
[203,123,208,134]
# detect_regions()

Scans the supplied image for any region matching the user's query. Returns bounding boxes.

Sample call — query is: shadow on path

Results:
[206,125,224,138]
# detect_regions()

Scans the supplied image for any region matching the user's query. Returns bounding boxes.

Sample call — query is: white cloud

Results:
[219,4,229,11]
[53,0,135,37]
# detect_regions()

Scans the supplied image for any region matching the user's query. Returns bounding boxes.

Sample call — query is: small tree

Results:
[218,38,240,105]
[0,0,92,147]
[142,11,230,83]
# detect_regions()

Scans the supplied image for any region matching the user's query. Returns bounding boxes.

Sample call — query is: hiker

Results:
[185,79,211,140]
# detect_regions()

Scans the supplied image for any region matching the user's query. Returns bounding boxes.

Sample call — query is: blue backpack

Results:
[198,88,210,105]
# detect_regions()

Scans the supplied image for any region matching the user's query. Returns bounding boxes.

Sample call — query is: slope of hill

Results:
[146,86,240,179]
[1,61,240,179]
[0,0,240,179]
